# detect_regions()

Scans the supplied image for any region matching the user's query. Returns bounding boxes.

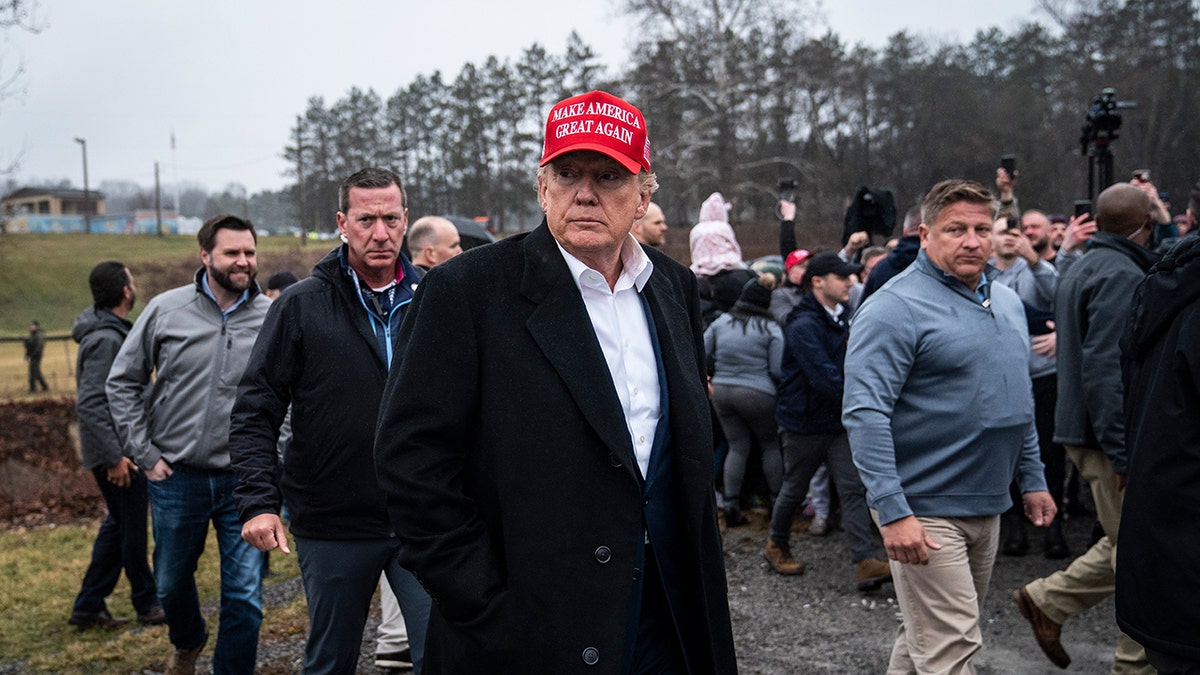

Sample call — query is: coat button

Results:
[582,646,600,666]
[608,453,622,467]
[632,567,641,580]
[594,546,612,564]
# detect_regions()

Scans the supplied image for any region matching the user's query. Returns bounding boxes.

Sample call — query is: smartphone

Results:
[1133,169,1151,182]
[779,179,799,203]
[1001,154,1017,179]
[1073,200,1092,219]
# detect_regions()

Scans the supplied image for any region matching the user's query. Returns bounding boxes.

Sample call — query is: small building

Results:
[1,187,107,218]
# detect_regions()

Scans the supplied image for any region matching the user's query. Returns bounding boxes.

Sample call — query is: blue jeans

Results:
[72,467,159,617]
[148,465,263,675]
[295,536,430,675]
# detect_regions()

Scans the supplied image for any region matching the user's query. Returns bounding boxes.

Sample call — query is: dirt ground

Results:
[0,398,1125,673]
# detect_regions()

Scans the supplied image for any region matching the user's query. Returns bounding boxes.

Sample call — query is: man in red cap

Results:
[374,91,738,674]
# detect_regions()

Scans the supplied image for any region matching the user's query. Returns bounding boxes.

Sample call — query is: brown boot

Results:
[166,632,208,675]
[855,558,893,592]
[1012,587,1070,669]
[764,539,804,575]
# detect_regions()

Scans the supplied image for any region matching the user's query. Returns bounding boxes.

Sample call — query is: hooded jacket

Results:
[73,306,132,471]
[229,246,420,539]
[1052,231,1159,473]
[776,292,849,435]
[1116,235,1200,661]
[107,268,270,471]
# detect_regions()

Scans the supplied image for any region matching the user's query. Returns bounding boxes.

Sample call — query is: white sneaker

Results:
[808,516,829,537]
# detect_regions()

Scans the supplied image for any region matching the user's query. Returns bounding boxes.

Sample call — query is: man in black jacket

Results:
[1118,235,1200,673]
[230,168,431,674]
[374,91,737,674]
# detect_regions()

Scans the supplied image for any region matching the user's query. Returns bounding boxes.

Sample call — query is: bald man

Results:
[1014,183,1159,673]
[632,201,668,247]
[408,216,463,270]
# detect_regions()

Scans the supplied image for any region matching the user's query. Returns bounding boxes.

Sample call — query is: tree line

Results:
[283,0,1200,246]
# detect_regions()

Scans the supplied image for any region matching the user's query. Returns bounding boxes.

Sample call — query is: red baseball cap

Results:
[785,249,812,271]
[540,90,651,174]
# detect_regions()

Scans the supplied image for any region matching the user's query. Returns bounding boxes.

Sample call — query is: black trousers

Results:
[72,467,158,616]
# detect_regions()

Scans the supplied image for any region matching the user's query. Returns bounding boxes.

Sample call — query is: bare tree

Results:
[0,0,42,176]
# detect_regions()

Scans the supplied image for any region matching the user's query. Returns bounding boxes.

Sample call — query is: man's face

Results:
[337,185,408,281]
[786,262,807,285]
[812,273,854,307]
[991,219,1019,259]
[124,268,138,312]
[201,228,258,295]
[1050,221,1067,248]
[1021,212,1051,251]
[921,201,993,289]
[632,203,667,247]
[429,220,463,265]
[862,254,884,280]
[538,151,650,261]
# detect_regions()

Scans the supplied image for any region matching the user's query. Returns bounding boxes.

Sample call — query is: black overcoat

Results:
[374,223,737,674]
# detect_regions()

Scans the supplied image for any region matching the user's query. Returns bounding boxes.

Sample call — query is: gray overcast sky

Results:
[1,0,1043,195]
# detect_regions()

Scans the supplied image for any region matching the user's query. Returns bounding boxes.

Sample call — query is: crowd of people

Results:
[56,88,1200,675]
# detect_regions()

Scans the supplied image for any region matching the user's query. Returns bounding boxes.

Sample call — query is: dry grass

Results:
[0,520,302,672]
[0,341,78,398]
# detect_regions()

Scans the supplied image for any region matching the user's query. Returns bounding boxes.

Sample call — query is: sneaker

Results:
[807,516,829,537]
[764,539,804,575]
[166,632,208,675]
[375,647,413,669]
[855,558,893,592]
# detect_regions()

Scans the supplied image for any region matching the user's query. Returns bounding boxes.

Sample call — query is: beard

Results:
[209,263,256,294]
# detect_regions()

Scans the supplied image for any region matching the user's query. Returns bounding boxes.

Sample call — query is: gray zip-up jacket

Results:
[107,268,269,471]
[73,306,133,471]
[1053,232,1158,473]
[843,251,1046,525]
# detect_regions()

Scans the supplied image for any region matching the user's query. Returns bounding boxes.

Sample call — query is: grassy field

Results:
[0,520,303,673]
[0,233,332,396]
[0,233,332,337]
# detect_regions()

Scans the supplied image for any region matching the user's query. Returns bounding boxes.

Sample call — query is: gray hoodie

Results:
[73,306,132,470]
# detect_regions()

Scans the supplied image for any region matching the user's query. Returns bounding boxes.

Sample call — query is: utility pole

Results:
[154,162,163,236]
[170,129,180,215]
[293,114,307,246]
[73,137,89,234]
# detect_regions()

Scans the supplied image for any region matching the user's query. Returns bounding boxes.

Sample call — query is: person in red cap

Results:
[769,246,812,323]
[374,90,738,674]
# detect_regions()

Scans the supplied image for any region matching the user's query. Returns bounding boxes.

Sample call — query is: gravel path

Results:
[3,509,1121,673]
[723,509,1119,673]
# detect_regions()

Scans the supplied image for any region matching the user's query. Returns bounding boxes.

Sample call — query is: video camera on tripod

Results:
[1080,88,1136,201]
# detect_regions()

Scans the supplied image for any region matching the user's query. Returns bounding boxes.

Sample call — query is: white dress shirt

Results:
[558,235,661,479]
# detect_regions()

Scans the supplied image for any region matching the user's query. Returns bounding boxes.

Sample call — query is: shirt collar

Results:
[200,272,249,316]
[557,234,654,294]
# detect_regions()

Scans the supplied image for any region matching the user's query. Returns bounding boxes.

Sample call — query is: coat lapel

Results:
[643,266,706,466]
[520,224,641,481]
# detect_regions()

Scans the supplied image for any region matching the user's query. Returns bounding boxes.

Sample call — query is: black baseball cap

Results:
[803,252,861,283]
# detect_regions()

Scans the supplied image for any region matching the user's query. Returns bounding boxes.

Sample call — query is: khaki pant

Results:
[1026,445,1152,675]
[876,514,999,675]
